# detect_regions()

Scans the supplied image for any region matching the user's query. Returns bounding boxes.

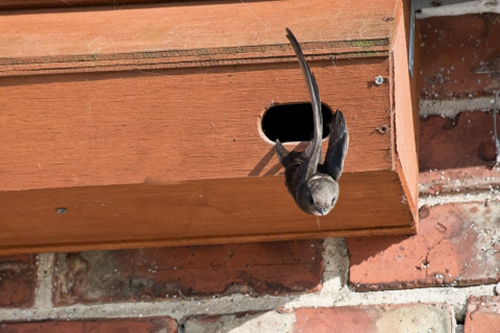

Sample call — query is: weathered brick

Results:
[184,304,453,333]
[347,203,500,291]
[0,254,37,308]
[53,240,323,305]
[419,110,500,193]
[419,165,500,196]
[293,304,453,333]
[419,112,496,172]
[0,317,177,333]
[184,311,294,333]
[464,296,500,333]
[419,14,500,99]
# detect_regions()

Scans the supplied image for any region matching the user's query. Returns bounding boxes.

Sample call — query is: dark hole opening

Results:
[261,103,333,143]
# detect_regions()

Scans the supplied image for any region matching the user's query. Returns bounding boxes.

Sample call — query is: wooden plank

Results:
[0,43,390,77]
[0,0,181,10]
[0,0,398,60]
[390,0,419,221]
[0,170,414,255]
[0,58,392,191]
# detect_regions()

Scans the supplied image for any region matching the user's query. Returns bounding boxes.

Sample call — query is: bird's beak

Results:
[319,208,327,216]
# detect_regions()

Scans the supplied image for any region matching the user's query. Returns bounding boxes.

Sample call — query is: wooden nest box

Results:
[0,0,418,254]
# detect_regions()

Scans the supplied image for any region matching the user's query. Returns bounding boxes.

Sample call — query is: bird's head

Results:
[299,175,339,216]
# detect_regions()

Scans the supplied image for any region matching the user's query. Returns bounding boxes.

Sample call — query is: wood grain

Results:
[0,58,392,191]
[0,0,397,59]
[0,0,419,253]
[0,45,390,77]
[0,0,184,10]
[391,0,419,220]
[0,170,414,255]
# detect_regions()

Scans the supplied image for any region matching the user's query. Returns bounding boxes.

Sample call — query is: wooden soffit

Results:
[0,0,419,254]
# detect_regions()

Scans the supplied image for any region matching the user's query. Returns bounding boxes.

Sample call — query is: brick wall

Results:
[1,13,500,333]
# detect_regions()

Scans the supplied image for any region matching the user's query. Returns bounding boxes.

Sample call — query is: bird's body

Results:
[275,29,349,216]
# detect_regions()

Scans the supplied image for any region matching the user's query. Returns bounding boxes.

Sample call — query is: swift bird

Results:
[275,29,349,216]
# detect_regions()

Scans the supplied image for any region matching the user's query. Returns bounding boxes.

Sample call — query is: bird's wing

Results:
[286,28,322,180]
[276,138,310,198]
[282,151,309,198]
[274,139,290,167]
[320,110,349,181]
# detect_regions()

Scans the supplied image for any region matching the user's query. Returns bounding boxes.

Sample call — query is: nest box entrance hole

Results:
[261,103,333,143]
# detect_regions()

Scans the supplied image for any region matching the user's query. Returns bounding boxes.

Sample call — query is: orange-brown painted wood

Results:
[1,0,396,59]
[391,0,419,221]
[0,59,391,190]
[0,171,413,255]
[0,0,418,254]
[0,0,178,10]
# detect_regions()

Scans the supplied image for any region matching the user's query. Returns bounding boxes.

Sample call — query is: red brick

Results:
[419,113,498,194]
[294,307,378,332]
[420,166,500,195]
[0,317,177,333]
[184,305,453,332]
[293,304,453,333]
[419,14,500,99]
[464,296,500,333]
[347,203,500,291]
[419,112,496,172]
[0,254,37,308]
[53,240,323,305]
[184,311,295,333]
[184,304,453,333]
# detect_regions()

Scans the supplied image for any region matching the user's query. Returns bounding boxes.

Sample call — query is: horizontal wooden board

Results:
[0,43,390,77]
[0,170,414,255]
[0,0,183,10]
[0,0,398,60]
[0,57,392,191]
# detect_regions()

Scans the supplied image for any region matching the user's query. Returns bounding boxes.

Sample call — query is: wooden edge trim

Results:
[395,158,418,230]
[389,0,419,229]
[388,0,404,171]
[0,41,389,77]
[1,0,189,10]
[0,225,417,255]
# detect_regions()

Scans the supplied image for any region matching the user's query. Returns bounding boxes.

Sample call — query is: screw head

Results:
[56,208,67,214]
[374,75,384,85]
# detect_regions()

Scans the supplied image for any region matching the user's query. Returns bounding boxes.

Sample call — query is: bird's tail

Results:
[285,28,323,178]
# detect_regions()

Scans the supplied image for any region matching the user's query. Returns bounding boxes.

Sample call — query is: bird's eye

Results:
[308,195,314,204]
[331,197,336,205]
